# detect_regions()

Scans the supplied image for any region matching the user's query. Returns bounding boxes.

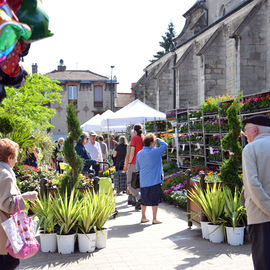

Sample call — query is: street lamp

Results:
[110,65,115,112]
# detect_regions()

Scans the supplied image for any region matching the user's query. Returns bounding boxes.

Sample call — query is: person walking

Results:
[127,124,143,209]
[242,115,270,270]
[136,133,167,224]
[98,136,108,162]
[113,136,127,171]
[0,138,38,270]
[85,131,103,176]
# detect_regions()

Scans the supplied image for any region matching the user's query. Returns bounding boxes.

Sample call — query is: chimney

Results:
[32,63,38,74]
[57,59,66,71]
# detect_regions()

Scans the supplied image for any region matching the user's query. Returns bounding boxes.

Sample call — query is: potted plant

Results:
[95,190,115,249]
[77,191,99,253]
[188,183,225,243]
[31,194,57,252]
[52,189,81,254]
[223,187,246,246]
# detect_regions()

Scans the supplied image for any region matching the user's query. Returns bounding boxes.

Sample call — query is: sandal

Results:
[141,218,150,223]
[152,220,162,224]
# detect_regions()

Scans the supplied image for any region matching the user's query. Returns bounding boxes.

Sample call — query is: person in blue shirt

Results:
[136,133,168,224]
[75,132,97,175]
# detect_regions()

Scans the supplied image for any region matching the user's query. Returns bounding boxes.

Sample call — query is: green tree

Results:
[60,103,84,195]
[0,74,63,130]
[151,22,176,63]
[0,74,62,162]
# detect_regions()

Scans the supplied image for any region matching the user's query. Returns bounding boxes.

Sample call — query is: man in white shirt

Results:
[85,131,103,176]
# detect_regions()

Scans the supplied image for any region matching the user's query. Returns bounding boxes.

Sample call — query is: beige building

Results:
[134,0,270,111]
[46,62,117,137]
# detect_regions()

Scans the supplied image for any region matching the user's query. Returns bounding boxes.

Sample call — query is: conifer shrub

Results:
[60,103,84,194]
[219,98,243,191]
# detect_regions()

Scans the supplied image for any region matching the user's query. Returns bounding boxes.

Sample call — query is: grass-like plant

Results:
[188,183,225,225]
[223,187,246,228]
[78,191,100,234]
[94,190,115,231]
[31,193,56,233]
[52,188,81,235]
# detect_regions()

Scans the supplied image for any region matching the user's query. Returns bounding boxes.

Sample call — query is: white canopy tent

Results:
[81,110,126,132]
[80,113,101,131]
[101,99,166,127]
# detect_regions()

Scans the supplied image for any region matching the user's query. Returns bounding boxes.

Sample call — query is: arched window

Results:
[219,5,226,18]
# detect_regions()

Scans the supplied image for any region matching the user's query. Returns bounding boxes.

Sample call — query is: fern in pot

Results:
[31,194,57,252]
[77,191,100,253]
[188,183,225,243]
[94,190,115,249]
[52,189,81,254]
[223,187,247,246]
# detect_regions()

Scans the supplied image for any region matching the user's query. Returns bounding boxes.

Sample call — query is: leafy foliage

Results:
[0,74,63,130]
[150,22,175,63]
[94,190,115,230]
[52,189,81,235]
[31,194,56,233]
[223,187,246,228]
[188,183,225,225]
[0,115,13,135]
[219,98,243,191]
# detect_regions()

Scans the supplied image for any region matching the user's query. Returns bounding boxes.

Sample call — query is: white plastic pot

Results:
[78,233,96,253]
[96,229,108,249]
[57,234,76,254]
[40,233,57,252]
[207,224,224,243]
[226,226,245,246]
[200,221,210,240]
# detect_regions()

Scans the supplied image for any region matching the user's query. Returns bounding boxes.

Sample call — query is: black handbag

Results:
[131,171,140,189]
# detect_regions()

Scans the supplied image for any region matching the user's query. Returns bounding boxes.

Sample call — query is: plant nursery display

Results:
[31,194,57,252]
[188,183,225,243]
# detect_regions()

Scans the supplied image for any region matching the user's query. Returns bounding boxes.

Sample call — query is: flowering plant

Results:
[191,156,205,166]
[201,95,233,114]
[166,110,176,120]
[208,135,221,146]
[204,119,219,132]
[189,110,202,119]
[189,121,202,131]
[242,93,270,113]
[208,150,222,162]
[177,113,187,122]
[178,123,188,133]
[219,100,233,116]
[103,166,116,177]
[178,134,189,143]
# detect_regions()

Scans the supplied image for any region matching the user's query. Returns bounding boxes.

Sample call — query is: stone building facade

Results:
[46,63,117,137]
[134,0,270,111]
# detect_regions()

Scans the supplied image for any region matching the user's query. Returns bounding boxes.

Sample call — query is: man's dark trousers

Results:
[249,221,270,270]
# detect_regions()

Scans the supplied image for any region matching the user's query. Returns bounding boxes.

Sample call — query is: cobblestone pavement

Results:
[18,194,253,270]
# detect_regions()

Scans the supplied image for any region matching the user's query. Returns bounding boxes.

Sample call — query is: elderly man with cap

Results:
[242,115,270,270]
[85,131,103,176]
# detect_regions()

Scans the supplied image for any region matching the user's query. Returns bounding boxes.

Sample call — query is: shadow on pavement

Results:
[163,222,251,270]
[108,222,152,239]
[18,250,97,269]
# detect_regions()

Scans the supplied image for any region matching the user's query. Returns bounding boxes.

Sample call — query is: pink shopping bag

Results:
[1,197,39,259]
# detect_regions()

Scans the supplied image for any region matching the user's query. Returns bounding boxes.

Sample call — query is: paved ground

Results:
[18,194,253,270]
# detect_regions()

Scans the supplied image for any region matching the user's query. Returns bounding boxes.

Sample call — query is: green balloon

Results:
[17,0,53,41]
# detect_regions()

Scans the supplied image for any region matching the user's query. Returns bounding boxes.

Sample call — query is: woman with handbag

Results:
[127,124,143,210]
[0,138,38,269]
[136,133,167,224]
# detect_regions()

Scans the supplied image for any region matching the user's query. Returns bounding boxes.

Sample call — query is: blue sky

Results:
[22,0,196,92]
